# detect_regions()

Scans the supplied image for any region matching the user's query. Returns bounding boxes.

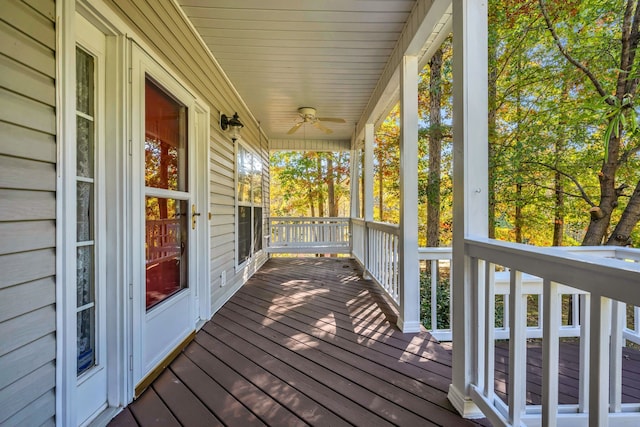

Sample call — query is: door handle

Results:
[192,204,200,230]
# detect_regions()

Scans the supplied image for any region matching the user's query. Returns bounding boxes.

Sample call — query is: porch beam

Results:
[356,0,452,136]
[397,55,421,334]
[448,0,488,419]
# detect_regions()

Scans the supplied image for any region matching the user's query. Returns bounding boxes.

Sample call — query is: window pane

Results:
[77,182,93,242]
[77,307,95,375]
[77,116,94,177]
[237,146,251,203]
[252,156,262,205]
[76,48,94,116]
[254,207,263,252]
[145,197,188,309]
[77,246,94,307]
[238,206,251,264]
[145,78,188,191]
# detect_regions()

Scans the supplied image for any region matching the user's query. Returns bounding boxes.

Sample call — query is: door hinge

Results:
[128,283,133,300]
[128,139,132,156]
[129,355,133,371]
[128,67,132,84]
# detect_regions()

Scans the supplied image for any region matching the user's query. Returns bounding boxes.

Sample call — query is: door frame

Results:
[56,1,211,423]
[57,2,130,426]
[129,41,211,388]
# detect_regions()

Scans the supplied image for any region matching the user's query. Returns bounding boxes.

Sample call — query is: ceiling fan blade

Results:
[287,122,303,135]
[317,117,346,123]
[313,121,333,134]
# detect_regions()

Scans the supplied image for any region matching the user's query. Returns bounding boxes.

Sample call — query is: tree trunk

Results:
[316,156,325,217]
[488,19,498,239]
[427,47,443,248]
[607,180,640,246]
[553,81,568,247]
[552,169,564,246]
[327,156,337,217]
[515,182,523,243]
[582,134,621,245]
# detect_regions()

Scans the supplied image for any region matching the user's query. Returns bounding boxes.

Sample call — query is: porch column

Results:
[448,0,489,419]
[362,124,375,279]
[349,147,360,219]
[397,55,420,333]
[363,124,374,222]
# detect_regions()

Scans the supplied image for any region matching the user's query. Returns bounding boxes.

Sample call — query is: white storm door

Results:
[131,44,196,386]
[75,15,108,425]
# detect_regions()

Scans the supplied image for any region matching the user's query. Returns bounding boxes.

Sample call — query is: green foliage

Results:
[420,272,505,330]
[420,272,451,330]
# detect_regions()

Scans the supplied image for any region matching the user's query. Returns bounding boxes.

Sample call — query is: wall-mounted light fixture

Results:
[220,112,244,142]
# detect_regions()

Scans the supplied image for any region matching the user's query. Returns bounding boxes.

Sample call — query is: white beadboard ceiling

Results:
[177,0,418,142]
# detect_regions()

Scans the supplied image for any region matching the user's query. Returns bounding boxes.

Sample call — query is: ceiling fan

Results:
[287,107,346,135]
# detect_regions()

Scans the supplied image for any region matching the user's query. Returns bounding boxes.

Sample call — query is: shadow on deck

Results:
[109,258,640,426]
[110,257,487,426]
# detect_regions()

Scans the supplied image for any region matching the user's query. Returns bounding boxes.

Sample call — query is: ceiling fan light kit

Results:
[287,107,346,135]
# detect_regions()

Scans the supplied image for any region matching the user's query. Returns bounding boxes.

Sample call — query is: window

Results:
[76,47,97,376]
[144,78,189,310]
[237,144,263,265]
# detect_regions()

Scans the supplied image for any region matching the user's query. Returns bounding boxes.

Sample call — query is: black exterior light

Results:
[220,112,244,142]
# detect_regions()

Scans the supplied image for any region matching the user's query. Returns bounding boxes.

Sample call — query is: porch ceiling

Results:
[177,0,444,144]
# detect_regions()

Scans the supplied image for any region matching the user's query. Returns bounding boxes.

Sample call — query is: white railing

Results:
[351,218,366,262]
[366,221,400,305]
[266,217,350,254]
[418,247,453,340]
[464,238,640,427]
[146,219,180,264]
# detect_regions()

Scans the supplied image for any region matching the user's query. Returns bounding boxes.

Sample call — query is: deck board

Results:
[110,258,640,426]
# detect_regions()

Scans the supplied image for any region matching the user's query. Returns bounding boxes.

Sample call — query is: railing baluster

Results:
[508,270,526,425]
[542,279,559,427]
[589,294,611,427]
[431,259,438,332]
[610,300,624,413]
[484,262,495,400]
[579,293,590,413]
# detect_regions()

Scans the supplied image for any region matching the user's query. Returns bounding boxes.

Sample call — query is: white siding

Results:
[108,0,270,314]
[0,0,57,425]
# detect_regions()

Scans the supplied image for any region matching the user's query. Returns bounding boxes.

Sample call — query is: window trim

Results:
[235,141,264,269]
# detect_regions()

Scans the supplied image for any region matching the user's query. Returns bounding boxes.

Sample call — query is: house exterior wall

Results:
[107,0,270,314]
[0,1,57,425]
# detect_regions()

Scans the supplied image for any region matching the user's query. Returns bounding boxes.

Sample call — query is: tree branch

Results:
[528,182,595,201]
[619,143,640,164]
[523,161,596,206]
[538,0,611,103]
[623,0,640,96]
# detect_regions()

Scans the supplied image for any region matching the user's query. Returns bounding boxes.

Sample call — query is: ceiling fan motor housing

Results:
[298,107,317,121]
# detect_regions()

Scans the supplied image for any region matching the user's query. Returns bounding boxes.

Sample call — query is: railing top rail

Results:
[366,221,400,234]
[351,218,366,225]
[466,237,640,305]
[558,245,640,261]
[418,247,453,260]
[268,217,350,222]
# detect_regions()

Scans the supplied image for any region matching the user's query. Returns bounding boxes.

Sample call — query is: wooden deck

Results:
[110,258,640,426]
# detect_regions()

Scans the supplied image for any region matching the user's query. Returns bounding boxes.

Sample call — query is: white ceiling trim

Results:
[355,0,453,145]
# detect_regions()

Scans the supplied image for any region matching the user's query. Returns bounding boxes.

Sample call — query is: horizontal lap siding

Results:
[0,0,57,426]
[108,0,270,314]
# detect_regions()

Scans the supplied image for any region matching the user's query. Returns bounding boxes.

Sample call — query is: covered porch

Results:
[110,258,640,426]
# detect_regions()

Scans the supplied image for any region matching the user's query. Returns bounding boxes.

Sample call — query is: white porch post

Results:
[363,124,375,278]
[349,147,360,219]
[397,55,420,333]
[363,124,374,222]
[448,0,489,419]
